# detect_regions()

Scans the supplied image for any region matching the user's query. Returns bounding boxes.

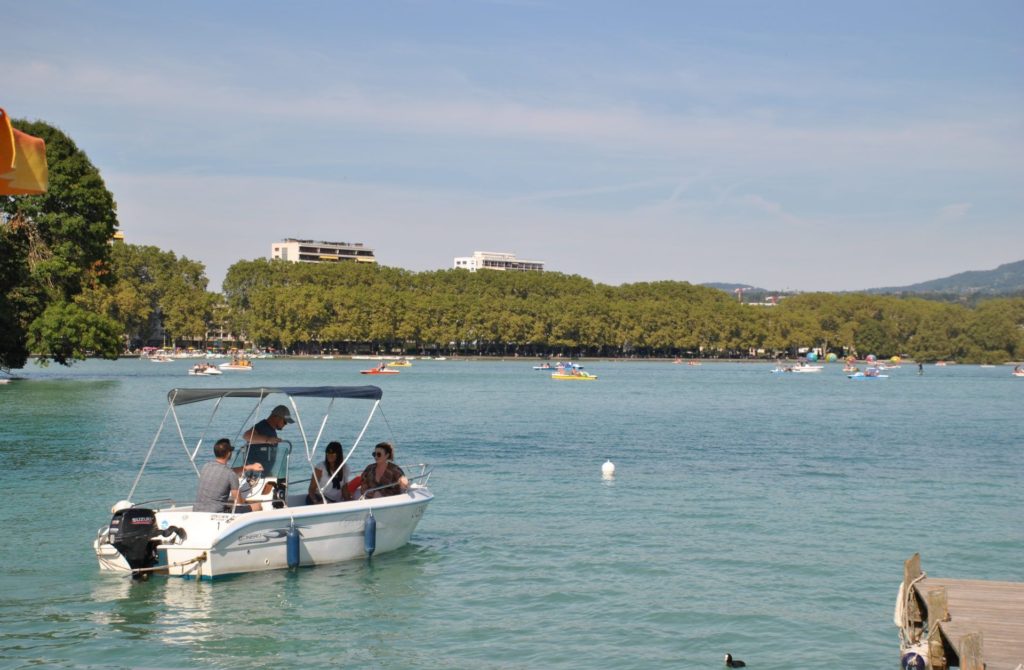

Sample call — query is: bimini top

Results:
[167,386,383,406]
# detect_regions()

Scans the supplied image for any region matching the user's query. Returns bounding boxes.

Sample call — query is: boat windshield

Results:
[231,442,291,479]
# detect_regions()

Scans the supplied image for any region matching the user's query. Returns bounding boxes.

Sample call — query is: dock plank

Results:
[913,577,1024,670]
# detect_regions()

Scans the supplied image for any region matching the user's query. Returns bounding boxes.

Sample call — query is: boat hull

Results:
[96,487,432,579]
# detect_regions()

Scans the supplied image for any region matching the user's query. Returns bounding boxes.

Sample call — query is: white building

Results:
[271,239,376,265]
[453,251,544,273]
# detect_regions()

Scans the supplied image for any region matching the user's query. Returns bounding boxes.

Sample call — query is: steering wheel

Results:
[240,470,266,502]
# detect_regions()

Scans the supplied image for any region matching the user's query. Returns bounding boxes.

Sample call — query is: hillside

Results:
[867,259,1024,296]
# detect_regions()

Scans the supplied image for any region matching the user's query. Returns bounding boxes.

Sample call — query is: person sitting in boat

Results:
[360,441,409,499]
[194,438,264,513]
[306,441,354,504]
[243,404,294,445]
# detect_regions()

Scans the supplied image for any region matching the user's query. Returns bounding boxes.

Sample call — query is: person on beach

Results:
[306,441,354,504]
[360,441,409,499]
[194,438,264,513]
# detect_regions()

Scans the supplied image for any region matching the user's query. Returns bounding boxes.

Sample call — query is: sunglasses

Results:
[373,451,386,457]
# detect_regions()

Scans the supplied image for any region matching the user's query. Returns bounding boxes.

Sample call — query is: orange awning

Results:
[0,107,48,195]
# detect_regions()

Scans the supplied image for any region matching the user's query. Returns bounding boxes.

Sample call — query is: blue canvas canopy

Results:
[167,386,383,406]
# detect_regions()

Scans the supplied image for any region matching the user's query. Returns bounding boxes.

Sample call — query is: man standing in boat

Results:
[243,404,294,444]
[242,403,296,477]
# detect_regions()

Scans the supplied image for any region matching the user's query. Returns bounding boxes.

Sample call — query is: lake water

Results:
[0,359,1021,669]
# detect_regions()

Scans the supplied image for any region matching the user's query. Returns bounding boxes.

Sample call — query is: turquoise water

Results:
[0,359,1021,669]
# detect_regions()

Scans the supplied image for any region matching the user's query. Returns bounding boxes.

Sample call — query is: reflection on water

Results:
[85,544,435,659]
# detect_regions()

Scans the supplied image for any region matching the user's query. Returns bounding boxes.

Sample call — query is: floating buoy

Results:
[286,523,300,568]
[900,641,929,670]
[602,459,615,479]
[364,513,377,558]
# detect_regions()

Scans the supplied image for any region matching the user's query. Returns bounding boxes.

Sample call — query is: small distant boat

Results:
[687,361,702,366]
[150,355,174,363]
[673,358,683,365]
[361,365,399,375]
[220,358,253,371]
[935,361,947,367]
[551,370,597,381]
[321,355,335,360]
[843,365,859,373]
[772,362,822,373]
[386,360,411,368]
[533,363,553,370]
[849,368,888,380]
[188,364,222,376]
[1012,367,1024,377]
[555,362,584,370]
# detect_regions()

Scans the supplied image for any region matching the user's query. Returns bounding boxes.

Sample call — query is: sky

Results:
[4,1,1023,292]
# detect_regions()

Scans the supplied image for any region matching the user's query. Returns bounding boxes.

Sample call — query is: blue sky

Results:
[5,1,1022,291]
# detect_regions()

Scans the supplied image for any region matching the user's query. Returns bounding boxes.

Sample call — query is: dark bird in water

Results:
[724,653,746,668]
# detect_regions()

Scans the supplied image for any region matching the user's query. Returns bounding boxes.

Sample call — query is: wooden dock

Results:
[897,554,1024,670]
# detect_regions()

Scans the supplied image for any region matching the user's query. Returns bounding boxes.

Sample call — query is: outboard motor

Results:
[108,507,184,579]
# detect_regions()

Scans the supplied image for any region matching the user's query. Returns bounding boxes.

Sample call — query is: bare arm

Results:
[307,468,324,500]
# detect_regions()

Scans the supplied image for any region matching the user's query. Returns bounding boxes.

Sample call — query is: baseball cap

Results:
[271,404,294,423]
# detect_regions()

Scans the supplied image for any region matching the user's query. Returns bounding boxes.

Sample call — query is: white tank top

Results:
[317,460,349,502]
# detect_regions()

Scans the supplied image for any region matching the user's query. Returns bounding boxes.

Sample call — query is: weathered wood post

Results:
[902,553,924,641]
[957,632,983,670]
[927,587,949,669]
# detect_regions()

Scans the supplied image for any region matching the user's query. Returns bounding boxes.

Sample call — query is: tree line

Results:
[218,260,1024,363]
[3,120,1023,369]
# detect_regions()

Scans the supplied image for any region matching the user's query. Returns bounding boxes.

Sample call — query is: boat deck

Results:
[901,554,1024,670]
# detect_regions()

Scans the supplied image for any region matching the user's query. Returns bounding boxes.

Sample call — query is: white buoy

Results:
[602,459,615,479]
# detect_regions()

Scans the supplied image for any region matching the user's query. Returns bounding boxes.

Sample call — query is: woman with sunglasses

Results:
[306,441,353,504]
[360,442,409,498]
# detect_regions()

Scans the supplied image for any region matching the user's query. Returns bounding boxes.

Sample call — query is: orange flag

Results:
[0,107,49,195]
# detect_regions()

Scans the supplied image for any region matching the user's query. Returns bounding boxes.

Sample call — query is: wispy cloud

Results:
[938,202,972,222]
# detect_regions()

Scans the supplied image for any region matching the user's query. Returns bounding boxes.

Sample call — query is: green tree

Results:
[1,119,121,367]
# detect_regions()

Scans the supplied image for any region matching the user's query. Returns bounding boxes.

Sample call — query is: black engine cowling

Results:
[108,508,185,578]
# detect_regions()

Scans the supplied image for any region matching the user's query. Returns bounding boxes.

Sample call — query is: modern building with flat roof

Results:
[453,251,544,272]
[271,239,376,265]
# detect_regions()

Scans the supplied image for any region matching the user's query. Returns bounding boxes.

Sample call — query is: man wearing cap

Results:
[243,404,294,445]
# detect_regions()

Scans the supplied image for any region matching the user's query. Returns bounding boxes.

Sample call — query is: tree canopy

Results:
[221,260,1024,362]
[1,119,122,368]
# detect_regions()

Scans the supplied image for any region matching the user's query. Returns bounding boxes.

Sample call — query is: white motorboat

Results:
[771,362,823,373]
[219,358,253,371]
[93,386,433,580]
[188,364,222,376]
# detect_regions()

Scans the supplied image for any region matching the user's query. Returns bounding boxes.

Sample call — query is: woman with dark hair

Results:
[306,441,352,504]
[360,441,409,498]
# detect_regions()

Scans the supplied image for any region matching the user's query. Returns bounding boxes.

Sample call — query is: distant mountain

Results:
[867,259,1024,296]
